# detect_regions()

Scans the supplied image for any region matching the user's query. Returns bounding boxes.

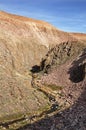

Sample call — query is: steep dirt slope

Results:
[0,11,76,74]
[71,33,86,42]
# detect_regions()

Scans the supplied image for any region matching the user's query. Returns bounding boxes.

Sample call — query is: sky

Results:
[0,0,86,33]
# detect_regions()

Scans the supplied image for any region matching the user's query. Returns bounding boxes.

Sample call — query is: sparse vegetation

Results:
[44,84,63,91]
[0,11,86,130]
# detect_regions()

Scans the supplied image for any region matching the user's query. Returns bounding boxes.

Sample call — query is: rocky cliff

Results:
[40,41,86,73]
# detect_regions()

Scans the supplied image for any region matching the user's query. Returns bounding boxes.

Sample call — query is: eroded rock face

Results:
[40,41,86,73]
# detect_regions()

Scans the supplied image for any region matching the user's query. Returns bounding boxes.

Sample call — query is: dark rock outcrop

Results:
[40,41,85,73]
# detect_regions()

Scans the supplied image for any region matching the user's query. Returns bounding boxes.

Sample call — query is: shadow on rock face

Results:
[68,48,86,83]
[69,63,86,83]
[30,65,40,73]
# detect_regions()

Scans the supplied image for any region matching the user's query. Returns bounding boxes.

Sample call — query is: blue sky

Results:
[0,0,86,33]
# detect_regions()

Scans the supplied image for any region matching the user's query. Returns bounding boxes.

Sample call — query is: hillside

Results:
[0,11,86,130]
[23,48,86,130]
[0,11,77,73]
[71,33,86,42]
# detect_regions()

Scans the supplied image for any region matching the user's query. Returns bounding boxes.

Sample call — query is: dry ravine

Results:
[0,11,86,130]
